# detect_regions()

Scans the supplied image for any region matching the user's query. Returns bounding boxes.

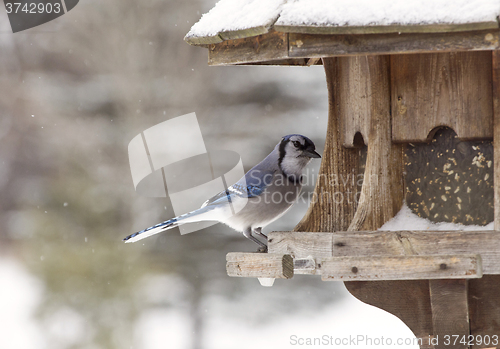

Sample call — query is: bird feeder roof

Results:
[185,0,500,66]
[186,0,500,44]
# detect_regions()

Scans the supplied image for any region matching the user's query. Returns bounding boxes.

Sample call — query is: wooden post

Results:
[429,280,469,349]
[339,55,432,347]
[342,55,404,231]
[465,49,500,349]
[294,57,360,232]
[493,50,500,231]
[294,55,432,348]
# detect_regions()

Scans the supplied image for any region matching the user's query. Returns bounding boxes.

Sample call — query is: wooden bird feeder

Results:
[186,2,500,348]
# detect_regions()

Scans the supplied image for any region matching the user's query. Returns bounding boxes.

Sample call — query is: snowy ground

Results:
[0,257,418,349]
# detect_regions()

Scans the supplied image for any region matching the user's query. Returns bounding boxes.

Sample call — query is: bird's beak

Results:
[303,149,321,158]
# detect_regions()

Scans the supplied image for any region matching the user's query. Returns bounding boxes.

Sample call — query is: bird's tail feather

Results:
[123,206,214,243]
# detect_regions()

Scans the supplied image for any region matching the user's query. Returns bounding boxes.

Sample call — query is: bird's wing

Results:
[202,169,275,207]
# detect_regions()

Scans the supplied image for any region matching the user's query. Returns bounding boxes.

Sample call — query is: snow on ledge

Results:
[276,0,500,28]
[380,204,494,231]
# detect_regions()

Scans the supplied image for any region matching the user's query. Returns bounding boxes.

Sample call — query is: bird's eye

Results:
[292,141,300,148]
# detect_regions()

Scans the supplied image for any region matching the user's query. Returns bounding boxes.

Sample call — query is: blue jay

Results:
[123,134,321,251]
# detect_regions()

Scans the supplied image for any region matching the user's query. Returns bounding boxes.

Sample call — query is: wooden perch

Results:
[268,230,500,275]
[341,55,404,231]
[320,254,482,281]
[226,253,294,279]
[494,51,500,230]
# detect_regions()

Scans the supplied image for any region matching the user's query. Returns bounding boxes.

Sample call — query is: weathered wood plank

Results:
[185,34,223,46]
[202,30,500,66]
[337,56,371,146]
[239,58,311,66]
[187,21,500,47]
[493,50,500,230]
[468,51,500,348]
[208,30,289,66]
[269,232,333,257]
[268,231,500,274]
[430,279,470,349]
[294,57,429,345]
[288,30,500,58]
[226,253,293,279]
[468,275,500,349]
[321,255,482,281]
[391,52,493,142]
[394,231,500,275]
[219,26,271,41]
[275,21,500,36]
[314,56,428,347]
[268,232,332,275]
[293,58,360,233]
[316,54,423,346]
[338,55,404,230]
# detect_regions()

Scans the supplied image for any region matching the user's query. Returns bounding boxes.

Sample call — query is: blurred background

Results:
[0,0,417,348]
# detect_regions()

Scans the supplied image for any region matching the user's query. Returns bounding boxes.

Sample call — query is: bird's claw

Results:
[256,245,268,253]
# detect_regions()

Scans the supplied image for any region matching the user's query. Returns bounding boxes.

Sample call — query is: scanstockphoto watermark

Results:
[290,334,499,347]
[289,334,421,346]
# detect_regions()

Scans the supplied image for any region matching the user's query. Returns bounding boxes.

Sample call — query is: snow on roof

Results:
[186,0,500,45]
[275,0,500,28]
[185,0,285,44]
